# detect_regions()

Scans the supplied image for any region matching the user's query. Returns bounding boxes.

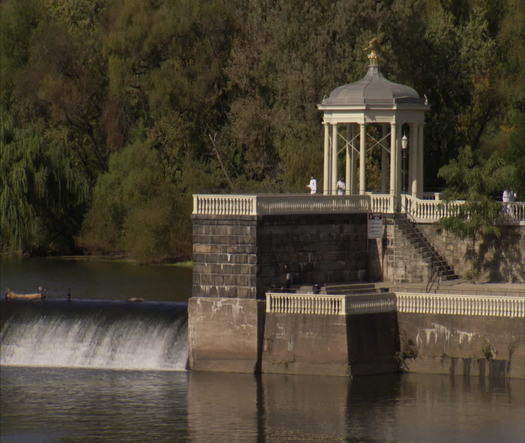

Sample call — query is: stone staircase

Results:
[391,213,458,289]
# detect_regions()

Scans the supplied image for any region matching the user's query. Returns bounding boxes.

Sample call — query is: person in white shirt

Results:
[502,189,513,215]
[306,176,317,194]
[336,178,346,195]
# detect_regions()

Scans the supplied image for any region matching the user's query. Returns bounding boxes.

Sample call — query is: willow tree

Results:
[0,115,89,253]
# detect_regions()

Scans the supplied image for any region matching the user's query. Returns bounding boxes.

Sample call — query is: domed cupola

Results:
[321,63,423,106]
[320,43,425,107]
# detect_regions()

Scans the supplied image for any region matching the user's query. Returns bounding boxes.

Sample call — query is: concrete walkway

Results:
[383,280,525,296]
[287,281,525,297]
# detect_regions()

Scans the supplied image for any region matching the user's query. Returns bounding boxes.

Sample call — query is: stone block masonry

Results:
[190,212,370,375]
[192,215,258,299]
[418,224,525,283]
[192,213,369,299]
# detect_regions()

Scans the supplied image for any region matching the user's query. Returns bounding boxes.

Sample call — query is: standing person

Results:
[284,265,292,289]
[502,189,511,214]
[336,178,346,195]
[306,176,317,194]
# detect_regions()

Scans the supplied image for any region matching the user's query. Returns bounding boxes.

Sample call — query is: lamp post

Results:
[401,134,408,193]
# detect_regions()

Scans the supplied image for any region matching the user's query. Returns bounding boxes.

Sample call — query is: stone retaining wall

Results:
[419,224,525,283]
[192,213,368,299]
[398,313,525,378]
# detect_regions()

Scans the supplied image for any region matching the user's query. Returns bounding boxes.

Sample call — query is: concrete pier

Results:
[188,194,525,378]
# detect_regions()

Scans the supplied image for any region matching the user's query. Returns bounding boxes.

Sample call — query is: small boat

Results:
[4,287,46,301]
[127,297,144,303]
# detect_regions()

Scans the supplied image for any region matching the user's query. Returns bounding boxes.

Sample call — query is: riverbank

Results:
[1,254,193,267]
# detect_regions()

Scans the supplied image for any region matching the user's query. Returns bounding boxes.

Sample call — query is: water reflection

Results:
[392,374,524,443]
[261,374,350,441]
[188,372,260,442]
[1,367,190,442]
[1,368,524,442]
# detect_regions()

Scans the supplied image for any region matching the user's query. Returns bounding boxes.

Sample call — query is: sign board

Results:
[367,213,384,239]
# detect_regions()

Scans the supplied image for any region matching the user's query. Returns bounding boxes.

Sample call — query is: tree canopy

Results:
[2,0,524,261]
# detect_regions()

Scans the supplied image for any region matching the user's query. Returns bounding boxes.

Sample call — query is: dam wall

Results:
[188,290,525,378]
[188,297,265,373]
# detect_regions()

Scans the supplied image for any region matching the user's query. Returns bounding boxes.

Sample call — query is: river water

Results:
[1,258,524,442]
[0,257,192,302]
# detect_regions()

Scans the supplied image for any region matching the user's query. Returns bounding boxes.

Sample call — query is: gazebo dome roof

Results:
[321,65,423,107]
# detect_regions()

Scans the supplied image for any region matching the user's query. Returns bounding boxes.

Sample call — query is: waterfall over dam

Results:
[0,299,188,371]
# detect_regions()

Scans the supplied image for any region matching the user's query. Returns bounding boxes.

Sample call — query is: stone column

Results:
[410,123,418,196]
[323,123,330,195]
[396,127,402,196]
[417,124,424,197]
[359,123,366,195]
[351,125,358,194]
[332,124,338,195]
[381,125,389,194]
[345,125,351,195]
[389,123,397,195]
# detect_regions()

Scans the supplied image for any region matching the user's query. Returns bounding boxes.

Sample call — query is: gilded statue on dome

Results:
[365,37,381,66]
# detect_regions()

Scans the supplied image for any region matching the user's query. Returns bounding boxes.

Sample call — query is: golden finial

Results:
[365,37,380,66]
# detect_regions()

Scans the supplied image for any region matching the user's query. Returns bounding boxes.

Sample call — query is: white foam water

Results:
[0,303,188,371]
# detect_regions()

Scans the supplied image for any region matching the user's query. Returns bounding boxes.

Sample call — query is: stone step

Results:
[324,283,382,295]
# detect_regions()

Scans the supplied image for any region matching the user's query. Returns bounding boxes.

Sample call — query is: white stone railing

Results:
[396,292,525,318]
[402,194,525,224]
[265,291,525,318]
[506,201,525,222]
[193,194,396,216]
[265,292,396,316]
[193,193,525,224]
[266,293,344,315]
[193,194,257,215]
[402,194,465,223]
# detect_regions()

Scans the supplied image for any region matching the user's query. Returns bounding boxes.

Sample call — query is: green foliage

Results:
[0,114,89,253]
[0,0,43,108]
[78,140,208,262]
[437,145,505,268]
[1,0,524,261]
